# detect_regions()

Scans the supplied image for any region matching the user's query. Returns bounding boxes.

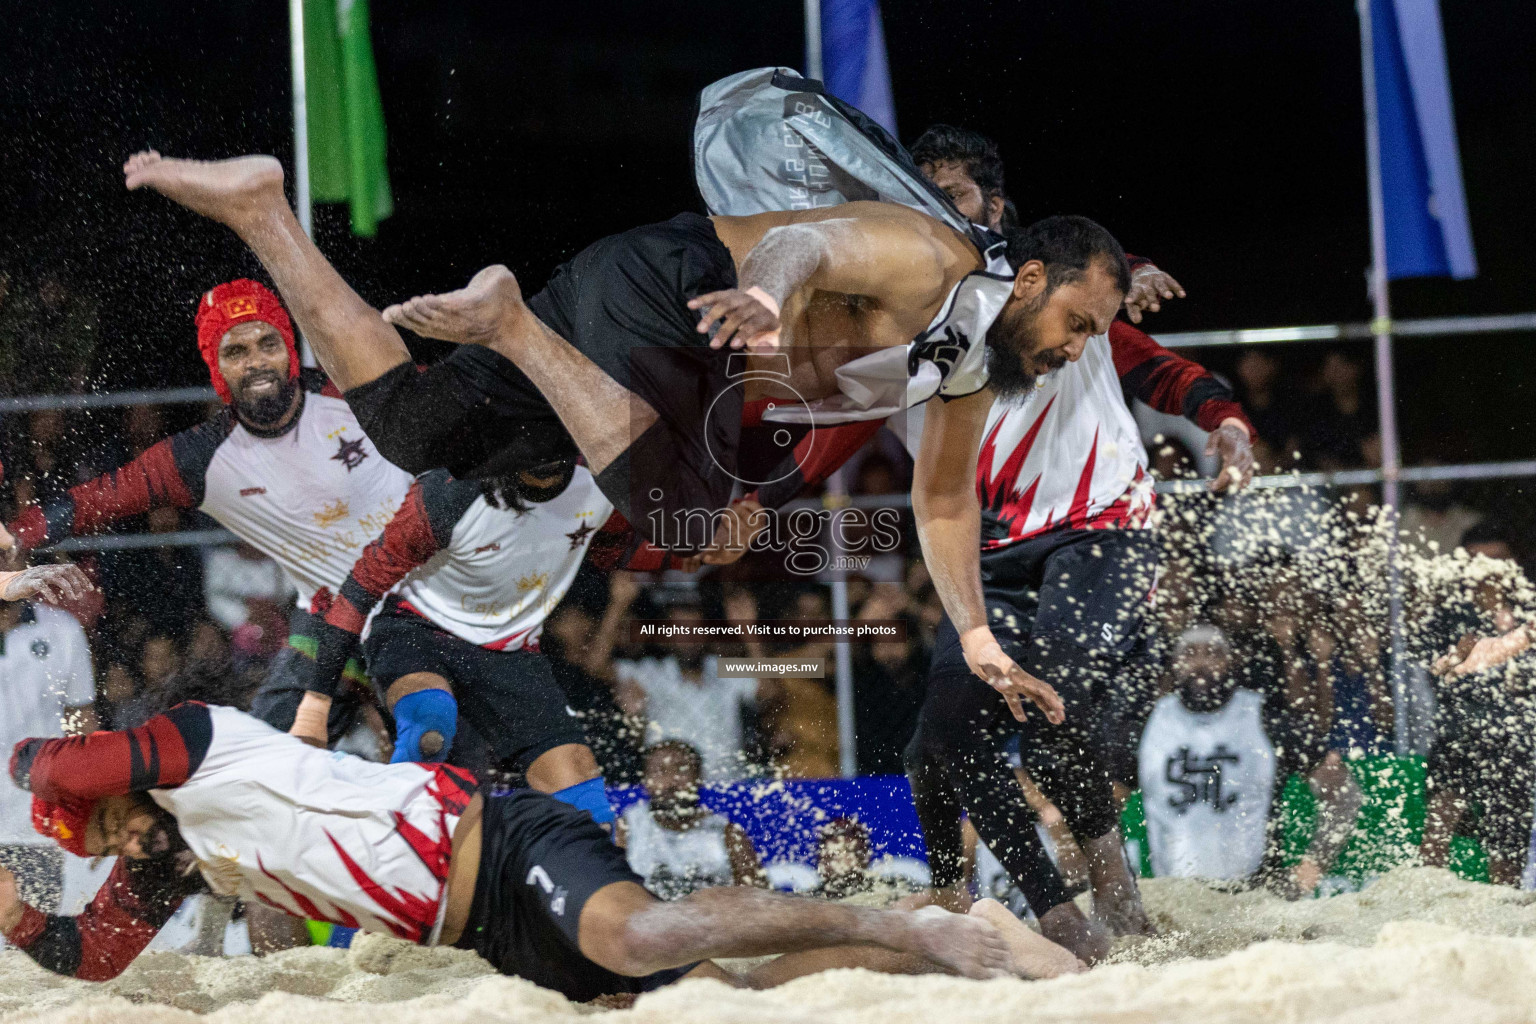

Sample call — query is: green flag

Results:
[304,0,393,237]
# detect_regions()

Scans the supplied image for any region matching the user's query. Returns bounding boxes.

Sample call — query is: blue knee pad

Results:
[551,776,615,825]
[390,689,458,764]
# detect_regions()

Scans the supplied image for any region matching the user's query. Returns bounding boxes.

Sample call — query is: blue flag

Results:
[1372,0,1476,280]
[816,0,896,136]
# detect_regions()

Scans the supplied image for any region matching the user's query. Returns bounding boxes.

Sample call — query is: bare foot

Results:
[382,265,529,349]
[1083,830,1156,938]
[968,898,1085,979]
[903,907,1012,980]
[123,151,286,232]
[1037,902,1111,965]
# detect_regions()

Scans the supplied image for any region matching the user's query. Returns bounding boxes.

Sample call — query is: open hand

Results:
[1124,266,1186,323]
[701,498,769,565]
[1,563,94,603]
[688,288,781,352]
[961,628,1065,724]
[1205,419,1255,493]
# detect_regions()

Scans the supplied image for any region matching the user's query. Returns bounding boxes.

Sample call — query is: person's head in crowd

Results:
[27,409,66,453]
[123,404,165,455]
[1171,624,1238,713]
[988,216,1131,399]
[1318,350,1364,403]
[1211,578,1263,639]
[186,618,229,670]
[147,505,180,536]
[140,634,180,691]
[853,453,899,497]
[1235,348,1282,401]
[642,740,706,828]
[1460,520,1518,563]
[910,124,1006,231]
[658,588,707,671]
[817,817,872,897]
[101,661,138,710]
[791,589,831,621]
[542,603,596,664]
[195,279,302,432]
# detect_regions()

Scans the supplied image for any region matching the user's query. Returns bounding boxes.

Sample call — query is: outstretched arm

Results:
[913,389,1064,725]
[1109,321,1254,490]
[295,473,468,743]
[6,420,227,550]
[0,857,186,981]
[11,703,211,803]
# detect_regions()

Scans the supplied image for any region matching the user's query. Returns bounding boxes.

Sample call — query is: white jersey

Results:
[349,467,613,650]
[0,605,95,844]
[978,331,1152,548]
[621,801,734,900]
[198,386,414,610]
[1138,689,1277,879]
[150,706,470,943]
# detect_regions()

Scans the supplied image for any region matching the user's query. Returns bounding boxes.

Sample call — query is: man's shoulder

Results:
[26,603,85,636]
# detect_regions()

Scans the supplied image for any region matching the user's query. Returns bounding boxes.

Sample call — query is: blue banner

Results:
[612,775,926,864]
[1372,0,1476,280]
[816,0,897,136]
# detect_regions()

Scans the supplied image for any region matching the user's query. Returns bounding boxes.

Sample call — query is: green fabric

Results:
[1124,756,1492,884]
[304,0,393,236]
[305,919,333,946]
[286,633,368,684]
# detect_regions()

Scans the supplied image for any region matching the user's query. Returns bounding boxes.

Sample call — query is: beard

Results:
[984,296,1069,399]
[232,370,297,426]
[1179,675,1237,713]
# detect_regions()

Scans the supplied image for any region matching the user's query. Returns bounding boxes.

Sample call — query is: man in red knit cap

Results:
[5,278,417,767]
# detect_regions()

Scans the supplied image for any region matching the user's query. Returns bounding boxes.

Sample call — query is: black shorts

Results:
[455,789,691,1002]
[250,608,371,744]
[526,212,743,538]
[365,609,587,775]
[345,213,742,544]
[928,527,1158,679]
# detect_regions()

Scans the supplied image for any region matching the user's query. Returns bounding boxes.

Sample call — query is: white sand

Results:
[4,867,1535,1024]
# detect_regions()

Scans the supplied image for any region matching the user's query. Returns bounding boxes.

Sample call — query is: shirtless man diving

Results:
[120,149,1129,724]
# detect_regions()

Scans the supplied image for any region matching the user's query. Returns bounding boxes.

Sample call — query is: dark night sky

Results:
[2,1,1532,462]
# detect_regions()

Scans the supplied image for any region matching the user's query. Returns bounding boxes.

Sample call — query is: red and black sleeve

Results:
[4,856,188,981]
[1109,321,1253,434]
[746,407,889,512]
[10,703,212,803]
[6,413,233,549]
[313,471,475,695]
[585,511,683,572]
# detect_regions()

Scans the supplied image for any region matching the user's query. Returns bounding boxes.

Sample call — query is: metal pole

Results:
[826,469,857,778]
[1359,0,1410,754]
[289,0,317,366]
[805,0,824,80]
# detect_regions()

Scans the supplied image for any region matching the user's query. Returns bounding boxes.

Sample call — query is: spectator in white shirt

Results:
[0,600,97,916]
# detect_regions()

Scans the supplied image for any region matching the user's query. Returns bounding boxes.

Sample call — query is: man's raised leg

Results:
[382,267,653,477]
[575,880,1014,982]
[123,151,410,392]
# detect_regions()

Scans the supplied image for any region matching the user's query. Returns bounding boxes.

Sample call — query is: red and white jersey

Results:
[8,372,414,613]
[152,708,468,942]
[10,703,478,968]
[978,332,1153,548]
[388,468,613,648]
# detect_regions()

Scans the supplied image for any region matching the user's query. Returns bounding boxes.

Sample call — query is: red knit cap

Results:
[31,794,94,858]
[194,279,299,403]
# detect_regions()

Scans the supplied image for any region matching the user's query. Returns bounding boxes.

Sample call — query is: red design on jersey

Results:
[393,811,452,881]
[428,763,477,817]
[240,486,267,497]
[977,397,1056,545]
[325,831,439,942]
[1064,429,1100,529]
[255,854,360,929]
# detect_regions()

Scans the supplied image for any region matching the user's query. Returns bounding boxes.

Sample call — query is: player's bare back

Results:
[709,202,983,403]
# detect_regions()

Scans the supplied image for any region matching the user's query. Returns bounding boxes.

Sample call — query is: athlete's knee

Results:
[580,883,671,977]
[391,687,458,763]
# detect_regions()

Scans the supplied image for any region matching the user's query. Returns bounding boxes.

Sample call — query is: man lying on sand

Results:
[1,665,1081,1002]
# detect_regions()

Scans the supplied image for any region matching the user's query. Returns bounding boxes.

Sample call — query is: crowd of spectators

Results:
[2,331,1534,908]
